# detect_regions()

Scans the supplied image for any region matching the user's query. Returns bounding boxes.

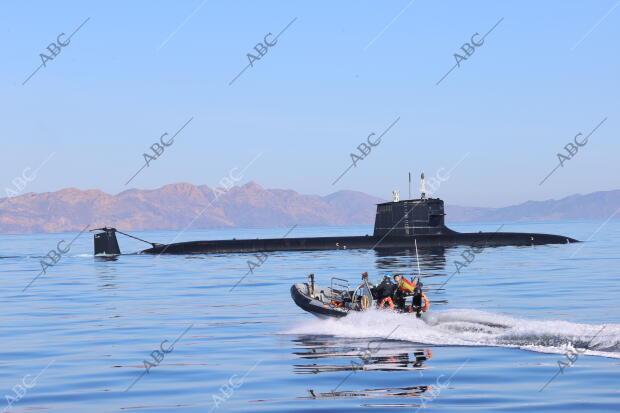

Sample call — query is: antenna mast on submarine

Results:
[408,172,411,200]
[420,172,426,199]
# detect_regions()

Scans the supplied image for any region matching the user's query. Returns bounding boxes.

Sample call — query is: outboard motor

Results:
[93,227,121,255]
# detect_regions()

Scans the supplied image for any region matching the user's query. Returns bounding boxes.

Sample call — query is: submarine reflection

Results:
[293,335,436,403]
[373,246,447,272]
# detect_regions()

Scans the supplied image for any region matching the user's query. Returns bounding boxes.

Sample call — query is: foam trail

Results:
[286,309,620,359]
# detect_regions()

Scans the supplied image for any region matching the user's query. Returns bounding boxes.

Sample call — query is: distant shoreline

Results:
[1,183,618,234]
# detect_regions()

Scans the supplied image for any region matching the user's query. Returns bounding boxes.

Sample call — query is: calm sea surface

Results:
[1,220,619,412]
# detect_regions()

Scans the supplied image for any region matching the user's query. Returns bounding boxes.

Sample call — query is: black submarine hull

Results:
[138,232,577,255]
[94,194,579,255]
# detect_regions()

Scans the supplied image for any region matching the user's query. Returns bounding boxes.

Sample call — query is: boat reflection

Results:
[302,384,432,400]
[293,335,436,403]
[293,335,432,373]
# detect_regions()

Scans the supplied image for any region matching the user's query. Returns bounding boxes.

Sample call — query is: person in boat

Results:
[375,274,430,315]
[376,274,414,311]
[393,275,431,316]
[361,272,376,290]
[394,275,415,312]
[374,274,398,309]
[373,274,395,297]
[392,274,408,311]
[409,277,430,317]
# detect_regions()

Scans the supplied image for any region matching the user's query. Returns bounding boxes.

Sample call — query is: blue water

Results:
[1,220,619,412]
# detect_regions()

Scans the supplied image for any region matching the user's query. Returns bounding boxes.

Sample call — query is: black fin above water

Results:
[93,227,121,255]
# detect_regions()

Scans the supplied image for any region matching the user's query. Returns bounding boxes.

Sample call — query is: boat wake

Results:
[286,309,620,359]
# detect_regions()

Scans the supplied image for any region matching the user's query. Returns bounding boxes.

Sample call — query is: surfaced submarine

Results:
[93,174,578,255]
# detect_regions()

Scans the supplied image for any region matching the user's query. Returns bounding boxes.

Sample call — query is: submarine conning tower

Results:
[373,196,453,236]
[373,174,455,237]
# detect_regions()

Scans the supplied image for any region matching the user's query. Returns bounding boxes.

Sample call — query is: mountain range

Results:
[0,182,618,234]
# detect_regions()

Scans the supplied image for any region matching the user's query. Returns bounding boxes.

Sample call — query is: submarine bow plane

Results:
[93,173,578,255]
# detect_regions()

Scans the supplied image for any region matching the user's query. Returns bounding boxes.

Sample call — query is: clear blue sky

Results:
[1,0,618,207]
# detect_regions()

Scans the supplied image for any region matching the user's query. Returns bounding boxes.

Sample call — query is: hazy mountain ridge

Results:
[446,190,620,222]
[0,182,385,234]
[0,183,618,234]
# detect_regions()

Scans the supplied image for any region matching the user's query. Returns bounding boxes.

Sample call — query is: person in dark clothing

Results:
[410,278,430,317]
[372,274,396,301]
[392,274,407,311]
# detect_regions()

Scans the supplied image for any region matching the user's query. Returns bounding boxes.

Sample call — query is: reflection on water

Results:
[374,246,447,273]
[94,255,119,262]
[96,275,118,290]
[293,335,433,373]
[293,335,435,403]
[303,384,432,400]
